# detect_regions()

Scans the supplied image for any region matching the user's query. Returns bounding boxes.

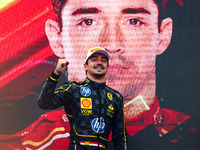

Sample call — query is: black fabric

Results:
[38,72,128,150]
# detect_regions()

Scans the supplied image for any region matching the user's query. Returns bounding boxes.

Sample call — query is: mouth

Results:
[94,65,104,71]
[109,64,129,70]
[108,63,129,74]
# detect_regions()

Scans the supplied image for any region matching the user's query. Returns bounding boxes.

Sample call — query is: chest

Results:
[70,86,117,118]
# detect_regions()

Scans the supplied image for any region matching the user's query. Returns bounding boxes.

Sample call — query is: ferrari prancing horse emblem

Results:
[107,93,113,100]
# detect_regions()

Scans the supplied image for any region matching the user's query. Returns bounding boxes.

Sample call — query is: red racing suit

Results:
[37,72,128,150]
[123,97,198,150]
[126,97,191,137]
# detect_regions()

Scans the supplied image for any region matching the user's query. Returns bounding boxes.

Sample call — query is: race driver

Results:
[37,47,128,150]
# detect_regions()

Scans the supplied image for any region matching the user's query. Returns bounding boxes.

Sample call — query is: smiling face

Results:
[84,53,109,82]
[46,0,172,102]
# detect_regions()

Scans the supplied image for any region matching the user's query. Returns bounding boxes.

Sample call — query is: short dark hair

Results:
[85,57,109,67]
[52,0,67,29]
[52,0,184,30]
[153,0,184,29]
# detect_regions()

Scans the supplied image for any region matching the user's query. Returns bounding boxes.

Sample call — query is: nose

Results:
[97,59,102,64]
[99,20,124,54]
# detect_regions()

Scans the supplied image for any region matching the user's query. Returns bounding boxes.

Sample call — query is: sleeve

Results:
[37,72,72,110]
[112,96,128,150]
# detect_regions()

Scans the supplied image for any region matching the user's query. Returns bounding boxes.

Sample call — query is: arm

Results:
[38,59,70,109]
[112,98,128,150]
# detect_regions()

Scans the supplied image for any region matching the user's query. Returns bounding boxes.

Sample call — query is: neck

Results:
[123,75,156,121]
[138,78,156,106]
[86,74,106,83]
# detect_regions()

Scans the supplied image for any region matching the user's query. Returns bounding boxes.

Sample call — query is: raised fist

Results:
[54,58,69,75]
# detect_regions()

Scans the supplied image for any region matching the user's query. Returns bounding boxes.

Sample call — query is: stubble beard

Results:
[94,73,106,79]
[89,64,107,80]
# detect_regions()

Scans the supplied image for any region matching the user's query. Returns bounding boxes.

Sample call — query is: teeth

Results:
[95,66,103,69]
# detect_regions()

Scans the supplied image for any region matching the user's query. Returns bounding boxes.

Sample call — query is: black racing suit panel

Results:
[38,72,128,150]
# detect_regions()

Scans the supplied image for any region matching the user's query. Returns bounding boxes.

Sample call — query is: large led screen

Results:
[0,0,199,149]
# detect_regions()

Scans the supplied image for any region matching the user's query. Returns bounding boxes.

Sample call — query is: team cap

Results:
[85,47,110,63]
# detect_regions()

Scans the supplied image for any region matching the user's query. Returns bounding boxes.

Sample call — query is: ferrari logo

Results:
[107,93,113,100]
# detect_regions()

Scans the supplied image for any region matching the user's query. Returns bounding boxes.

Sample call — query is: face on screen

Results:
[47,0,172,103]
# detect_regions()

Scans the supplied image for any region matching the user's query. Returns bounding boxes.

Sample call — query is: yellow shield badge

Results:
[107,93,113,100]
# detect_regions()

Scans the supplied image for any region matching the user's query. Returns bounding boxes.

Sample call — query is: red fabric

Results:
[126,97,190,136]
[0,109,70,150]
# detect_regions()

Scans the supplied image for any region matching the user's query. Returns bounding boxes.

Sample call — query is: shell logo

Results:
[82,99,91,107]
[81,98,92,109]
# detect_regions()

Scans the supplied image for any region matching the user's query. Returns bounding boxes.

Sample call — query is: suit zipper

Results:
[97,88,102,150]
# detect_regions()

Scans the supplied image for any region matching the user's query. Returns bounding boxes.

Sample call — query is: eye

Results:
[128,18,144,26]
[102,59,107,63]
[91,58,97,61]
[78,19,96,26]
[84,19,93,25]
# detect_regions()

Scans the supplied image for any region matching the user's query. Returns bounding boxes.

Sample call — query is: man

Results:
[37,47,128,150]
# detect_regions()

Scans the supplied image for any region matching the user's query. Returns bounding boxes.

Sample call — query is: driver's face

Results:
[61,0,159,101]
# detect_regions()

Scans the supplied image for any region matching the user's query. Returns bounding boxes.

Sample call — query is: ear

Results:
[83,63,87,71]
[157,17,173,55]
[45,19,65,58]
[107,66,109,72]
[83,63,88,75]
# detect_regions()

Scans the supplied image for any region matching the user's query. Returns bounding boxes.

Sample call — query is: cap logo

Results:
[89,47,104,54]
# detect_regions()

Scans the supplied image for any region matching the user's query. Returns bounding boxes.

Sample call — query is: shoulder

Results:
[63,80,86,88]
[105,86,123,100]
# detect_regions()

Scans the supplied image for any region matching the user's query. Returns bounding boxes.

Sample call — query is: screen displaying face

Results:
[48,0,170,121]
[0,0,199,149]
[61,0,159,100]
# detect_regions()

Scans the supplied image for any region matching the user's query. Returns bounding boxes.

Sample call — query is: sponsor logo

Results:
[84,141,90,145]
[81,109,92,115]
[108,104,114,110]
[89,47,103,53]
[107,112,113,118]
[107,104,114,118]
[62,114,69,122]
[107,93,113,100]
[80,141,106,149]
[80,87,91,96]
[81,98,92,116]
[81,98,92,109]
[91,117,105,133]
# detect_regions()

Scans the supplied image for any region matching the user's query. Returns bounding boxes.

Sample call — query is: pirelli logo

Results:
[81,98,92,109]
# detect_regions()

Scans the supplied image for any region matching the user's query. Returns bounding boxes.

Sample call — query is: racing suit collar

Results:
[85,77,106,88]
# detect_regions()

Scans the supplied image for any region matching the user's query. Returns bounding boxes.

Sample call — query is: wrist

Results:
[54,69,62,75]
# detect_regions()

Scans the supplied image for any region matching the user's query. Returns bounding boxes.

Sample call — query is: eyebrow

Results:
[71,7,150,16]
[122,8,151,14]
[72,7,100,15]
[90,55,107,60]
